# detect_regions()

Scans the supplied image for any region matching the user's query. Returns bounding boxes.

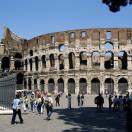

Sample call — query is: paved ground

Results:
[0,95,128,132]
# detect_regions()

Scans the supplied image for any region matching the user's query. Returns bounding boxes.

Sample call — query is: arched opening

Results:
[29,50,33,56]
[105,51,114,69]
[91,51,100,69]
[25,59,27,71]
[49,54,55,67]
[105,78,114,95]
[58,54,64,70]
[59,44,65,52]
[40,79,45,92]
[14,53,22,70]
[58,78,64,93]
[118,51,127,70]
[41,55,46,68]
[24,79,27,89]
[68,78,75,94]
[16,73,24,90]
[48,79,55,93]
[34,79,37,89]
[35,56,39,71]
[118,78,128,94]
[79,78,87,94]
[28,78,32,90]
[80,52,87,66]
[1,57,10,72]
[91,78,100,94]
[29,58,32,71]
[69,52,75,69]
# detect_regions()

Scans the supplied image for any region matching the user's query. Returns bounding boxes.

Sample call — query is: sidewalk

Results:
[0,106,12,115]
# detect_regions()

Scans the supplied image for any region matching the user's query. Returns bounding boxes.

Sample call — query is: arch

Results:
[29,58,32,71]
[105,78,114,95]
[91,51,100,68]
[35,56,39,71]
[25,59,28,70]
[1,56,10,72]
[14,53,22,70]
[49,54,55,67]
[16,73,24,84]
[28,78,32,90]
[40,79,45,92]
[59,44,65,52]
[118,51,127,70]
[68,78,75,94]
[34,79,37,89]
[104,51,114,69]
[41,55,46,68]
[80,52,87,66]
[58,78,64,93]
[48,79,55,93]
[58,54,64,70]
[91,78,100,94]
[69,52,75,69]
[24,79,27,89]
[118,78,128,94]
[105,42,113,50]
[29,50,33,56]
[79,78,87,94]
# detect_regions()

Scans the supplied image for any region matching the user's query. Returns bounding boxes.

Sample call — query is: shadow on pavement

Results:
[54,107,127,132]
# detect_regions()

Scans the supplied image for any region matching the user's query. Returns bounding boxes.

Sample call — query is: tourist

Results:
[66,93,72,109]
[113,95,119,112]
[95,93,104,112]
[77,93,81,107]
[45,93,53,120]
[11,93,23,124]
[55,94,60,106]
[81,93,84,107]
[108,94,113,111]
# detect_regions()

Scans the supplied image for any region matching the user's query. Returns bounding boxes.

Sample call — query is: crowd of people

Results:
[11,90,132,125]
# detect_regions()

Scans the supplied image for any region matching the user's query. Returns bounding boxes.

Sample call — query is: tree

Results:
[102,0,132,12]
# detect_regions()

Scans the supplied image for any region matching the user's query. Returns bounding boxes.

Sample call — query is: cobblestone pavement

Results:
[0,95,127,132]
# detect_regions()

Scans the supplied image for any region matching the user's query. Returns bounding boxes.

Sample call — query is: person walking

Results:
[81,94,84,107]
[11,93,23,125]
[108,94,113,111]
[77,93,81,107]
[45,93,53,120]
[55,94,60,106]
[95,93,104,112]
[66,93,72,109]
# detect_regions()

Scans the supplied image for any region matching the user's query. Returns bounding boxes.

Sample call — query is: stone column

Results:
[64,77,68,93]
[87,76,91,94]
[114,56,119,70]
[75,77,79,94]
[45,78,49,93]
[64,53,69,71]
[55,54,59,71]
[46,55,50,71]
[75,54,80,70]
[100,54,105,70]
[32,58,35,72]
[10,56,15,71]
[87,53,92,69]
[128,56,132,70]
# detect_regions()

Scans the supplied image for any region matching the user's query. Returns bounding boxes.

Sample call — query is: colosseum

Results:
[0,27,132,95]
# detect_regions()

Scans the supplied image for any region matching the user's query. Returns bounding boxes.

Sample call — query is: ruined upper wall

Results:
[24,28,132,50]
[2,27,25,54]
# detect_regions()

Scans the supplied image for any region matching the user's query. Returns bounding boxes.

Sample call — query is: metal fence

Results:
[0,74,16,110]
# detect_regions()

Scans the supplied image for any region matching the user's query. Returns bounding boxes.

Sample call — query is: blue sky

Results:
[0,0,131,40]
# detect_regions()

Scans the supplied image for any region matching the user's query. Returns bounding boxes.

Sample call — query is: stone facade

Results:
[1,27,132,95]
